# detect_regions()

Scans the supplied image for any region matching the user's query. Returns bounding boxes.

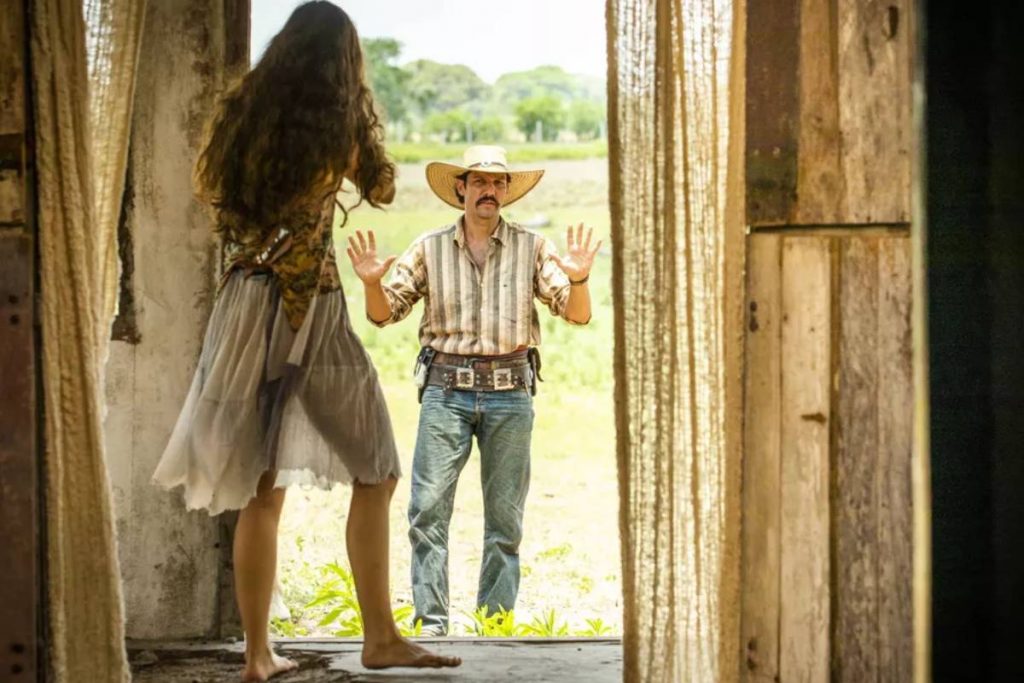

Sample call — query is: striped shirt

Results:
[371,216,582,355]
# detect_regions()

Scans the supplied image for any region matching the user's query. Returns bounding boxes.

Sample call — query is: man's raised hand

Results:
[551,223,601,283]
[346,229,396,285]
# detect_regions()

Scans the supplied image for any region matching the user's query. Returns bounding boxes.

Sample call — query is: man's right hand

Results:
[346,229,396,285]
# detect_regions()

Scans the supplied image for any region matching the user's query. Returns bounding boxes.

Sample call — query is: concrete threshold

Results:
[128,637,624,682]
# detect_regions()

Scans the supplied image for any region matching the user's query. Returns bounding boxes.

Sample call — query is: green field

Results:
[385,140,608,164]
[276,153,620,636]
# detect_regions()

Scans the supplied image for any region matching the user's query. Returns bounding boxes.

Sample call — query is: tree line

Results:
[363,38,606,143]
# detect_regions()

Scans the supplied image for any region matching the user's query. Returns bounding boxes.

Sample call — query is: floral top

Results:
[220,189,342,331]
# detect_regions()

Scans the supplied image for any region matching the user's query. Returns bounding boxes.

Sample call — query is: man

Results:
[346,145,600,635]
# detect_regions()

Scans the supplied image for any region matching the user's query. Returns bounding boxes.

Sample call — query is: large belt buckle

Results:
[455,368,475,389]
[493,368,513,390]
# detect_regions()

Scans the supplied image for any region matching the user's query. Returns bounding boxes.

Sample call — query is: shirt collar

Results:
[454,215,508,247]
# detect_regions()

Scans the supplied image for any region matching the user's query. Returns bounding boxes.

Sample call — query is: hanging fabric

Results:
[607,0,744,679]
[30,0,147,679]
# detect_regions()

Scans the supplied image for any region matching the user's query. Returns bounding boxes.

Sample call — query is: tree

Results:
[514,95,566,142]
[568,100,605,140]
[405,60,490,116]
[474,116,506,143]
[362,38,411,125]
[423,109,472,142]
[423,109,506,143]
[493,66,584,109]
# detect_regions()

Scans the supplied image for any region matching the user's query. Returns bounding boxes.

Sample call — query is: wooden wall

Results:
[747,0,910,227]
[741,1,915,681]
[0,0,40,680]
[742,231,913,682]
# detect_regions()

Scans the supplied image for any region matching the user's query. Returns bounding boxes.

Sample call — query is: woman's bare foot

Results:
[361,637,462,670]
[241,649,298,681]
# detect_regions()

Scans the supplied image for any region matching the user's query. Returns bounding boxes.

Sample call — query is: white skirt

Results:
[152,271,401,515]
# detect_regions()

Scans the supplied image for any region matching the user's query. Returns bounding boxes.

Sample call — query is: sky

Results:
[250,0,607,83]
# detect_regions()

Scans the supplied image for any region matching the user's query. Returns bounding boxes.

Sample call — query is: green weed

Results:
[463,605,527,637]
[305,561,421,637]
[536,543,573,562]
[578,617,614,637]
[269,617,308,638]
[521,608,571,637]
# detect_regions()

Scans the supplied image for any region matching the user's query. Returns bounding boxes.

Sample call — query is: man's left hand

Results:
[552,223,602,283]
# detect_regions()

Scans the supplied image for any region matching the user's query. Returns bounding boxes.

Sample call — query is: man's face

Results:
[458,171,509,220]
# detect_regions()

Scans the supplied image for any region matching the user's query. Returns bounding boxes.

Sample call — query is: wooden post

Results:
[0,0,40,680]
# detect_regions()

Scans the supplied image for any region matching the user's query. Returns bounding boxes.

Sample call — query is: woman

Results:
[151,2,460,679]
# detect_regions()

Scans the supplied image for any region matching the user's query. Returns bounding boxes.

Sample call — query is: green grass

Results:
[386,140,608,164]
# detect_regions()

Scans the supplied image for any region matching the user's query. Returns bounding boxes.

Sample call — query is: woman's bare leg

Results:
[235,471,298,681]
[347,477,461,669]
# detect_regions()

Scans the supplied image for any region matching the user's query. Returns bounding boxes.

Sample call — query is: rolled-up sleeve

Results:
[534,236,586,325]
[368,238,427,327]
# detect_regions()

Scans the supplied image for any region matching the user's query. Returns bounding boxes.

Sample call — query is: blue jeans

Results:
[408,384,534,634]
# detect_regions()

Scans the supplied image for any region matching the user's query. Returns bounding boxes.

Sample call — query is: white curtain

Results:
[85,0,147,354]
[30,0,146,679]
[607,0,744,680]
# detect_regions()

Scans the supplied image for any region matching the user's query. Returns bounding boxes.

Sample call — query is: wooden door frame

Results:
[0,0,42,679]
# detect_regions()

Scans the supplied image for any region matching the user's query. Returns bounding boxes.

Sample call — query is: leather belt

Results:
[431,350,529,370]
[426,362,530,392]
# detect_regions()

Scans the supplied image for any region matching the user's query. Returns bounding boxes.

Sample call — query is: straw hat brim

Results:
[425,162,545,210]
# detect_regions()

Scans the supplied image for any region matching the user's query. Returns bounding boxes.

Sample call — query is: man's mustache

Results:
[476,197,498,206]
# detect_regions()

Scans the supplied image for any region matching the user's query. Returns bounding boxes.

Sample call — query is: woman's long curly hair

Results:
[194,1,393,241]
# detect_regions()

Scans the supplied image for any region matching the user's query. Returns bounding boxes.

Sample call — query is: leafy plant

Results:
[576,617,613,637]
[269,617,308,638]
[463,605,526,637]
[521,608,570,637]
[305,561,420,637]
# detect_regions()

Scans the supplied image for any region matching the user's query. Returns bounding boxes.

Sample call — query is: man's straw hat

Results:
[425,145,544,209]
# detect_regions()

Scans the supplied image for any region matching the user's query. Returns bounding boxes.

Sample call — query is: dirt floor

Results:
[129,638,623,682]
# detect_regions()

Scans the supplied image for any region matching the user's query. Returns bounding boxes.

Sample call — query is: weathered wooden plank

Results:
[0,132,25,226]
[0,0,26,135]
[796,0,844,225]
[833,236,881,681]
[746,0,800,224]
[876,236,914,680]
[0,0,26,227]
[0,4,36,680]
[779,236,832,683]
[0,233,39,682]
[741,234,783,682]
[838,0,912,223]
[750,225,909,238]
[746,0,912,227]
